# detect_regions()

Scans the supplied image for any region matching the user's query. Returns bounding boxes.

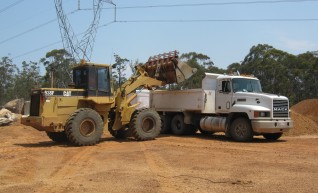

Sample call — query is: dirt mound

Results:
[291,99,318,124]
[286,99,318,136]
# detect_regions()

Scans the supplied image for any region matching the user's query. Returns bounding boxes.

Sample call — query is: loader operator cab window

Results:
[73,66,111,96]
[74,68,88,89]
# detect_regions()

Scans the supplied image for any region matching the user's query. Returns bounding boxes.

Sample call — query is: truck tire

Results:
[65,108,104,146]
[131,109,161,141]
[171,114,191,135]
[230,118,253,142]
[263,133,283,140]
[46,131,68,142]
[160,114,171,134]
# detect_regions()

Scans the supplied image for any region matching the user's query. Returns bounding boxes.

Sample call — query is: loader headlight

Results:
[254,111,270,118]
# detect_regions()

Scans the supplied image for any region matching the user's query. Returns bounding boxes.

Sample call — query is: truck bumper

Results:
[21,115,62,132]
[251,119,293,134]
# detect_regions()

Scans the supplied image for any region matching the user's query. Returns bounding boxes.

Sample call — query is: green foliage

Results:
[13,61,42,100]
[40,49,75,88]
[238,44,318,105]
[0,57,16,105]
[112,54,129,89]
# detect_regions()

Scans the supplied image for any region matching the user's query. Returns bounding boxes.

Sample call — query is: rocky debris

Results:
[4,98,25,114]
[0,108,17,126]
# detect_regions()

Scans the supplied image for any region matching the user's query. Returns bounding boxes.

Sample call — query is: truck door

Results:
[215,79,233,113]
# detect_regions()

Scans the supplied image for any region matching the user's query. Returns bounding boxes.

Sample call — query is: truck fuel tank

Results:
[200,116,226,133]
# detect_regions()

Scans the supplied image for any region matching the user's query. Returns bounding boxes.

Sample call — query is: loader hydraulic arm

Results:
[111,51,196,131]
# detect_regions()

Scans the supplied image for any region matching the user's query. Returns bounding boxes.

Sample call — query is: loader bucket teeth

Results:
[144,50,197,84]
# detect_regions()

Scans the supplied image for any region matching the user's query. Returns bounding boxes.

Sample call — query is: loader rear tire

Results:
[46,131,68,143]
[131,109,161,141]
[65,108,103,146]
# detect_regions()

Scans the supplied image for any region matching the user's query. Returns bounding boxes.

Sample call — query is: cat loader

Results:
[21,51,196,146]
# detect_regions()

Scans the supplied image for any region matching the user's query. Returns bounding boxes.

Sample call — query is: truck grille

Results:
[273,99,289,118]
[30,93,41,116]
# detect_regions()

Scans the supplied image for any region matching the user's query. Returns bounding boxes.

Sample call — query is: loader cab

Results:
[73,64,112,96]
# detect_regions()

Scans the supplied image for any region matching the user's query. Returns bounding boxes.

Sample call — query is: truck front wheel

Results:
[230,118,253,142]
[263,133,283,140]
[65,108,104,146]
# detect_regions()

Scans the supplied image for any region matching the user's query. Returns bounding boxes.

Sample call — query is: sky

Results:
[0,0,318,74]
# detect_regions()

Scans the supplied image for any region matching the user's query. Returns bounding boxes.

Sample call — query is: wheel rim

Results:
[234,122,247,137]
[80,119,96,136]
[142,117,155,133]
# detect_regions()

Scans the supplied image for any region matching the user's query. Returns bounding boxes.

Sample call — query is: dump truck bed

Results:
[149,89,216,114]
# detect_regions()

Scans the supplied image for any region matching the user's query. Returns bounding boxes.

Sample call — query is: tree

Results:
[40,49,75,88]
[13,61,42,100]
[0,57,16,105]
[112,54,129,89]
[240,44,292,95]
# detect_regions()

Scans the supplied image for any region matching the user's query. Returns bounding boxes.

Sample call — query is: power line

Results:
[80,0,318,10]
[0,0,25,14]
[12,21,115,60]
[0,10,78,46]
[10,18,317,60]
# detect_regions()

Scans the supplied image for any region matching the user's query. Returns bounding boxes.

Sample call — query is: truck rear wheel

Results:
[230,118,253,142]
[171,114,194,135]
[46,131,68,143]
[160,114,171,134]
[65,108,104,146]
[263,133,283,140]
[131,109,161,141]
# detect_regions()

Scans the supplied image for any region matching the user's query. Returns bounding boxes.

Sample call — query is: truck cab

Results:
[203,73,293,141]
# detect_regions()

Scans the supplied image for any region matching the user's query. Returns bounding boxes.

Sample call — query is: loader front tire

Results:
[131,109,161,141]
[65,108,103,146]
[46,131,68,143]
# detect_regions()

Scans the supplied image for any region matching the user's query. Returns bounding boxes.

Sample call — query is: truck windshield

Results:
[232,78,262,93]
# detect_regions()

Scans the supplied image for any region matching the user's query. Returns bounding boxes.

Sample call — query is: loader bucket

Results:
[144,51,197,84]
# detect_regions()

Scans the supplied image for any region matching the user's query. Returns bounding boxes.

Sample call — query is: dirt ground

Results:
[1,122,318,193]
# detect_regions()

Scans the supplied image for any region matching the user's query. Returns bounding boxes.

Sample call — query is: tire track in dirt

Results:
[139,142,182,193]
[33,146,94,193]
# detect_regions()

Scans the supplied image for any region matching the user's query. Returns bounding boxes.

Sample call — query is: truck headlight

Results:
[254,111,270,118]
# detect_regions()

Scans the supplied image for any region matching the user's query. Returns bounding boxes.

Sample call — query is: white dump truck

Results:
[134,73,293,141]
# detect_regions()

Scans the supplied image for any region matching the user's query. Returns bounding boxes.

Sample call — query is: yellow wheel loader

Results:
[21,51,196,146]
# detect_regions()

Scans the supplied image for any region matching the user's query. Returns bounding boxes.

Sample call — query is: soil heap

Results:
[287,99,318,136]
